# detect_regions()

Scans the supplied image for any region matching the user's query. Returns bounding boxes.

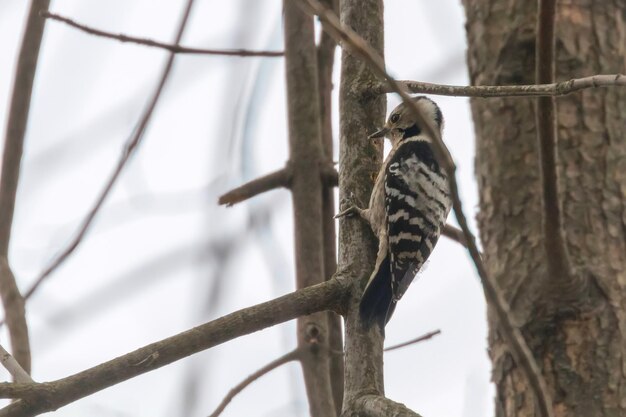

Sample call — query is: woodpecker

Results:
[337,96,452,329]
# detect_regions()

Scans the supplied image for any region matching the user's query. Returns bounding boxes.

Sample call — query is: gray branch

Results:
[0,279,348,416]
[379,74,626,97]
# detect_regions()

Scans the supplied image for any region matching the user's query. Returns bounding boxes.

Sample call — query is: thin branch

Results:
[376,74,626,97]
[352,395,423,417]
[441,224,467,247]
[0,344,33,384]
[0,279,348,416]
[24,0,197,301]
[208,348,303,417]
[42,11,284,58]
[384,330,441,352]
[297,2,554,417]
[217,167,292,206]
[0,0,51,375]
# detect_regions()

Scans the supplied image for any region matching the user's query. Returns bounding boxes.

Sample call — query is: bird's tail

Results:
[359,255,395,330]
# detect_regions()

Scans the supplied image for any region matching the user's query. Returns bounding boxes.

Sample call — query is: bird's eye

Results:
[390,114,400,123]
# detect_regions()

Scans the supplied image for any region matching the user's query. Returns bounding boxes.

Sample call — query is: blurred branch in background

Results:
[23,0,198,302]
[37,195,282,345]
[208,348,304,417]
[42,11,284,58]
[176,4,298,413]
[0,0,51,375]
[180,201,287,415]
[316,0,343,412]
[186,5,302,413]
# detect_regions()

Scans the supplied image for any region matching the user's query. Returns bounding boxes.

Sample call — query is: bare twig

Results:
[0,344,33,384]
[0,278,348,416]
[218,167,292,206]
[208,348,303,417]
[377,74,626,97]
[441,224,467,247]
[297,2,554,417]
[24,0,197,301]
[43,11,284,57]
[384,330,441,352]
[0,0,52,375]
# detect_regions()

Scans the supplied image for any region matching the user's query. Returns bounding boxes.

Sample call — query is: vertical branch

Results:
[0,0,51,374]
[337,0,386,411]
[316,0,343,413]
[535,0,578,302]
[283,2,336,416]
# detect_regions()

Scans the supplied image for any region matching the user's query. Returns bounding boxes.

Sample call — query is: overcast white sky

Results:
[0,1,493,416]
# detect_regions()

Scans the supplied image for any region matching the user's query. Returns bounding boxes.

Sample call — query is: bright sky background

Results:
[0,1,493,416]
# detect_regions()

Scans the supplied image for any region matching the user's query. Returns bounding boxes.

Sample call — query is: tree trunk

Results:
[462,1,626,416]
[338,0,387,411]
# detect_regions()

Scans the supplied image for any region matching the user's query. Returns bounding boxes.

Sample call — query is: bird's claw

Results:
[335,193,360,219]
[334,205,358,219]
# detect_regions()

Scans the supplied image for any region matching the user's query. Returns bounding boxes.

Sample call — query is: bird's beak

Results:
[368,126,389,139]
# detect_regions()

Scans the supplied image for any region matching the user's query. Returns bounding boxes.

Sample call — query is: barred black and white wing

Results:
[359,139,451,328]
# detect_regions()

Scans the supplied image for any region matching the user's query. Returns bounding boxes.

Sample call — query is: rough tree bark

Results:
[463,1,626,416]
[338,0,387,412]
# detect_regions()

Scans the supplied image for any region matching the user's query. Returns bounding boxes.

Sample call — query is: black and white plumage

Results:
[337,96,451,329]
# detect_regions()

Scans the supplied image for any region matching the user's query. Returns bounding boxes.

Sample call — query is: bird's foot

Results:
[335,193,362,219]
[334,205,360,219]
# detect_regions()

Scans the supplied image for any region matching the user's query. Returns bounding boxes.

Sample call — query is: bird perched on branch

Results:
[336,96,452,330]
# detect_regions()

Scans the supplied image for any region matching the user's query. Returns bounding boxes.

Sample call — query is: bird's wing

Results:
[384,140,450,302]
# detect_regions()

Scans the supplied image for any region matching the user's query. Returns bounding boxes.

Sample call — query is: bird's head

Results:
[369,96,443,146]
